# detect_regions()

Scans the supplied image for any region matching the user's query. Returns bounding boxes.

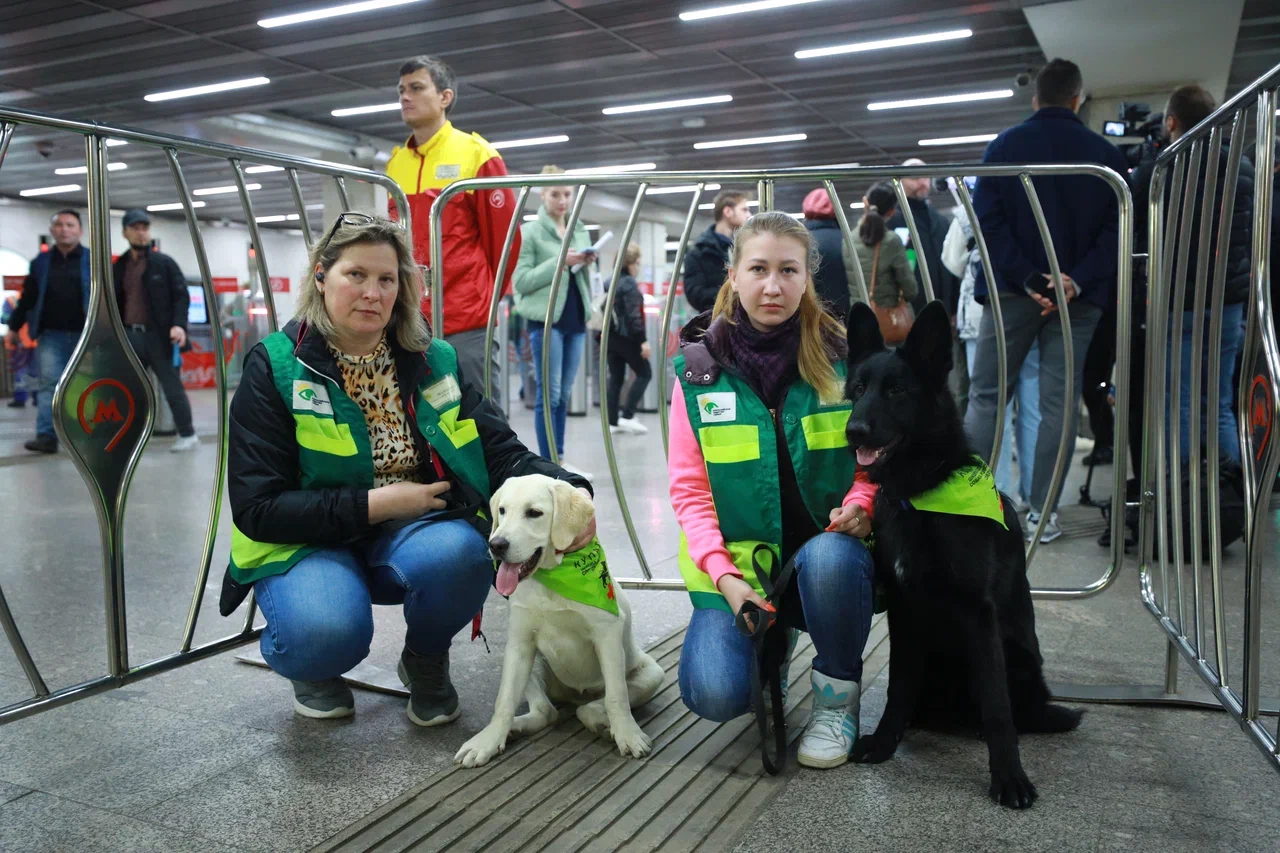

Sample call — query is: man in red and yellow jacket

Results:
[386,55,519,387]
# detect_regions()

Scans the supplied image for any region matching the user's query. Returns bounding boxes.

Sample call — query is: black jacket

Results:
[683,225,731,313]
[606,273,646,343]
[1131,144,1255,308]
[111,250,190,344]
[221,320,590,612]
[888,197,959,315]
[805,218,851,316]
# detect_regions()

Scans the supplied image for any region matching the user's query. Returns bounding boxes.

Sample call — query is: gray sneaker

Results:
[291,678,354,719]
[1025,511,1063,544]
[398,648,460,727]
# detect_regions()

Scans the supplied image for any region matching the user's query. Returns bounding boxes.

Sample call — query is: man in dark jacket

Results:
[684,189,750,313]
[802,187,854,315]
[112,209,198,452]
[887,159,959,316]
[964,58,1130,541]
[1131,85,1253,468]
[7,209,90,454]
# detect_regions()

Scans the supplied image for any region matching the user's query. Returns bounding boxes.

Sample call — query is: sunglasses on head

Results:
[317,212,377,257]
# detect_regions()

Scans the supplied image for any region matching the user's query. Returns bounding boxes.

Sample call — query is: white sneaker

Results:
[1025,511,1062,543]
[797,670,860,769]
[559,460,594,482]
[617,416,648,435]
[170,434,200,453]
[609,425,625,436]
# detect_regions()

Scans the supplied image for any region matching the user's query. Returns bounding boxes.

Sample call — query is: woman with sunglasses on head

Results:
[219,213,594,726]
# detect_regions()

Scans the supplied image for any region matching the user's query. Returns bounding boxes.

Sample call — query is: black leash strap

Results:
[733,544,798,775]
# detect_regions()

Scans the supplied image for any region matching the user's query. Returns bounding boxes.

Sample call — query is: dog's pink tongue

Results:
[495,563,521,596]
[856,447,880,467]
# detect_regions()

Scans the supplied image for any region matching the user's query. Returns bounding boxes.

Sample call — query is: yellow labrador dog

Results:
[454,474,665,768]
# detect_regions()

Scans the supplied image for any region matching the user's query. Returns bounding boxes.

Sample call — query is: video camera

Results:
[1103,102,1166,167]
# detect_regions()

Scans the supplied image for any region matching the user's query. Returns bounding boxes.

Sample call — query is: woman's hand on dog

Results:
[565,487,597,551]
[827,503,871,538]
[367,480,451,523]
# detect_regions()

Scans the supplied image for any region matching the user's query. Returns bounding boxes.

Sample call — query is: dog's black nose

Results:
[846,418,871,442]
[489,537,509,559]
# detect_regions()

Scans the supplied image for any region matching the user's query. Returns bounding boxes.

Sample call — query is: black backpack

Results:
[1103,454,1246,558]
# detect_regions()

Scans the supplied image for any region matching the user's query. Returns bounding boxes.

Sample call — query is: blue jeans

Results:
[678,532,875,722]
[35,330,81,439]
[528,325,585,459]
[969,338,1040,503]
[254,517,493,682]
[1173,302,1245,466]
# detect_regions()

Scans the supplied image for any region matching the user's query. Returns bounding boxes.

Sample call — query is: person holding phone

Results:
[512,166,598,479]
[221,214,593,725]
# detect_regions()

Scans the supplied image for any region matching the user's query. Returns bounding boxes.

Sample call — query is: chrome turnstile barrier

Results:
[430,163,1133,594]
[1135,62,1280,771]
[0,106,411,725]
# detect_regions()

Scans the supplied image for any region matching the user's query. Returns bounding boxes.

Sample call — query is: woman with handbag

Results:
[855,182,918,344]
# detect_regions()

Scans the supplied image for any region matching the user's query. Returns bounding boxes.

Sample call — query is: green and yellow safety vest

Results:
[228,333,490,584]
[674,354,864,612]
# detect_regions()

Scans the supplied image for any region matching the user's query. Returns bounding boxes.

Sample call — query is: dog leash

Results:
[734,543,798,776]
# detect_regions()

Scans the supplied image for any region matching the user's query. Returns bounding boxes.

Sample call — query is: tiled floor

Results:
[0,386,1277,852]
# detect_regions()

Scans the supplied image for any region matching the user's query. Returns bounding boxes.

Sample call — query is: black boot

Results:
[24,435,57,454]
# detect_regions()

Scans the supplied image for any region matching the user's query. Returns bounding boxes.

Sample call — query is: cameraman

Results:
[1129,84,1253,470]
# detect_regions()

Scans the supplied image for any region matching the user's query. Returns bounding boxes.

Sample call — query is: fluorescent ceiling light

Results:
[245,165,285,174]
[646,183,721,195]
[331,103,400,117]
[747,200,759,207]
[603,95,733,115]
[664,242,683,251]
[192,183,261,196]
[306,203,326,210]
[259,0,424,28]
[585,224,600,230]
[147,201,207,211]
[698,203,714,210]
[106,139,128,147]
[20,184,80,197]
[796,28,971,60]
[919,133,997,147]
[849,202,864,209]
[680,0,827,22]
[144,77,270,103]
[787,212,805,219]
[491,135,570,150]
[256,214,301,223]
[868,89,1014,111]
[523,215,539,222]
[564,162,658,175]
[55,163,127,175]
[694,133,806,150]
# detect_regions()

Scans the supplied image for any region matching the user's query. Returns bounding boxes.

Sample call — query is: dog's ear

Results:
[550,479,595,551]
[899,300,953,388]
[488,486,502,532]
[846,302,884,368]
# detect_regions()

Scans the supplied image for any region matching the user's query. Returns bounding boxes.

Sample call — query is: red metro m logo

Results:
[76,379,137,452]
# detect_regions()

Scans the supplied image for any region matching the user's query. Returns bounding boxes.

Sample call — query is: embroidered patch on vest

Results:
[696,392,736,423]
[423,375,462,410]
[292,380,333,415]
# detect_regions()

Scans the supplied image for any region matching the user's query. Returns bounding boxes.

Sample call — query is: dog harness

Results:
[906,456,1008,528]
[532,537,619,616]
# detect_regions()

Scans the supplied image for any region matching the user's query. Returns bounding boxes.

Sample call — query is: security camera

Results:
[1015,71,1033,89]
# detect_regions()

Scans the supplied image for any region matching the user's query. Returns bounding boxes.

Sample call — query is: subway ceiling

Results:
[1,0,1279,227]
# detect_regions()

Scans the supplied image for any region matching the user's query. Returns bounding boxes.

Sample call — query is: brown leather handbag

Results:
[868,242,915,344]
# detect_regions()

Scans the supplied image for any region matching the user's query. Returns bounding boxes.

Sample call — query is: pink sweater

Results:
[667,377,878,588]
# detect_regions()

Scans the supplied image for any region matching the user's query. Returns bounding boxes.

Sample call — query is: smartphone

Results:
[1024,272,1059,304]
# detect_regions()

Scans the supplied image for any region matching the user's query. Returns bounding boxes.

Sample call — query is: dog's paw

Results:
[576,703,611,735]
[454,726,507,768]
[851,731,899,764]
[612,723,652,758]
[989,765,1038,809]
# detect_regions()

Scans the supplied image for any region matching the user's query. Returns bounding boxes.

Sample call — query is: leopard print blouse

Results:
[330,336,424,487]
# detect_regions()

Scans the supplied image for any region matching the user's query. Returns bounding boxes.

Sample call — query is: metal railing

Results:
[430,163,1133,593]
[1137,63,1280,769]
[0,106,411,725]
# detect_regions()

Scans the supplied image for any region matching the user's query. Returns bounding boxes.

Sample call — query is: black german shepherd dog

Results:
[843,301,1081,809]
